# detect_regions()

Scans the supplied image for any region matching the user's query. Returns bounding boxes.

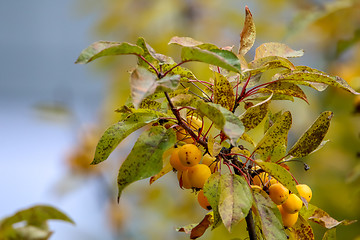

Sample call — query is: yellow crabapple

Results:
[282,193,303,214]
[268,183,289,205]
[178,144,202,167]
[296,184,312,203]
[187,164,211,189]
[278,205,298,228]
[197,190,211,210]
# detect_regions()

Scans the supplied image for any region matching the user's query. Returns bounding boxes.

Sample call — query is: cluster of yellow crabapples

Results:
[168,115,312,229]
[252,172,312,228]
[169,142,312,229]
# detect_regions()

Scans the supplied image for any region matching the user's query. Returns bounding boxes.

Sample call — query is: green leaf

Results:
[273,66,360,95]
[117,126,176,200]
[218,174,253,232]
[196,101,245,145]
[181,47,242,73]
[136,37,159,68]
[286,111,333,159]
[252,188,287,240]
[213,72,235,111]
[255,160,300,197]
[130,67,180,108]
[290,215,315,240]
[239,6,256,56]
[203,173,222,229]
[240,95,270,132]
[93,109,165,165]
[258,81,308,103]
[253,111,292,162]
[0,205,74,229]
[255,42,304,60]
[322,228,336,240]
[75,41,143,64]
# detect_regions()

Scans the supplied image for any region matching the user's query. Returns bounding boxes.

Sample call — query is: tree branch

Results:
[164,92,208,149]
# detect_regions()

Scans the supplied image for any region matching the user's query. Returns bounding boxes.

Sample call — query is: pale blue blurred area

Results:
[0,1,112,239]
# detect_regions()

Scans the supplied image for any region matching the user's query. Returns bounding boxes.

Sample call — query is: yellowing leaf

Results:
[255,42,304,60]
[253,111,292,162]
[290,215,315,240]
[239,6,256,56]
[257,81,308,103]
[240,95,270,132]
[286,111,333,159]
[213,72,235,111]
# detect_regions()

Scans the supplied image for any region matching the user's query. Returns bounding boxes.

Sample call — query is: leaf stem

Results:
[162,60,189,78]
[137,55,160,77]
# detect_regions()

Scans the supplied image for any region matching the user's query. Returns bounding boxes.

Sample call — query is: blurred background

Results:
[0,0,359,239]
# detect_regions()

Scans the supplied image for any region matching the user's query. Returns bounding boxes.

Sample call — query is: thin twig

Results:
[164,92,207,149]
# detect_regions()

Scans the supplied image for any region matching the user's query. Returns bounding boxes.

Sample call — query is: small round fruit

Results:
[170,148,188,171]
[197,190,211,210]
[178,144,202,167]
[282,193,303,214]
[202,154,218,172]
[188,164,211,189]
[268,183,289,205]
[278,205,298,228]
[296,184,312,203]
[177,170,192,189]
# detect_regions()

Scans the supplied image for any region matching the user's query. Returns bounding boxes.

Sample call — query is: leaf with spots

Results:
[252,188,287,240]
[289,215,315,240]
[196,101,245,145]
[306,205,357,229]
[130,67,180,108]
[254,42,304,60]
[213,72,235,111]
[253,111,292,162]
[149,147,175,185]
[286,111,333,159]
[75,41,143,64]
[239,6,256,56]
[273,66,360,95]
[117,126,176,200]
[92,109,166,165]
[255,160,300,197]
[257,82,308,103]
[218,174,253,232]
[203,173,222,229]
[161,63,196,82]
[240,95,270,132]
[246,56,295,76]
[181,47,242,73]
